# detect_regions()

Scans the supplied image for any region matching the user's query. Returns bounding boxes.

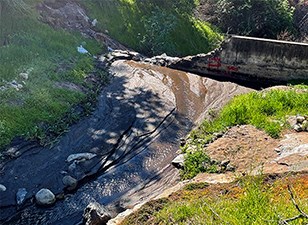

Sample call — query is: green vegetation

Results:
[194,88,308,139]
[122,174,308,225]
[180,87,308,179]
[181,150,218,180]
[81,0,223,56]
[214,0,295,39]
[0,1,104,149]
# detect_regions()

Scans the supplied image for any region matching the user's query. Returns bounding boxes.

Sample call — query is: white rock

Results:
[286,116,297,127]
[91,19,98,27]
[19,72,29,80]
[296,116,305,123]
[67,153,97,163]
[83,202,111,225]
[302,120,308,131]
[171,154,185,168]
[16,188,27,205]
[35,189,56,206]
[0,184,6,192]
[293,124,303,132]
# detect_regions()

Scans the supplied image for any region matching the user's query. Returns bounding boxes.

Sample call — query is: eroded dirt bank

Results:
[0,59,251,224]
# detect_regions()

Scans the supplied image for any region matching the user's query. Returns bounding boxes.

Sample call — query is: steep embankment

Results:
[112,85,308,224]
[79,0,223,56]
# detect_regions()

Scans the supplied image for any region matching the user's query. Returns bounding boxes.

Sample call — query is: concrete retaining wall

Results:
[170,36,308,83]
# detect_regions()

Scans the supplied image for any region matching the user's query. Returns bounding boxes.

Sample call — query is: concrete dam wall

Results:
[168,36,308,83]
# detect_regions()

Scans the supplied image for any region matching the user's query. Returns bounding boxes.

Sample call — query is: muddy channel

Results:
[0,60,251,224]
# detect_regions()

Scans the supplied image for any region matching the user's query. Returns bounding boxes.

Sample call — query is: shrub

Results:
[215,0,294,38]
[181,150,217,179]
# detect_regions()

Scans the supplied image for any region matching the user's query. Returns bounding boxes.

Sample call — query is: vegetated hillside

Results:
[0,0,103,149]
[80,0,223,56]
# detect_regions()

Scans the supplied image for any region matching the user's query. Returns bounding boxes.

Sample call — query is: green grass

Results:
[192,88,308,141]
[0,1,104,149]
[81,0,223,56]
[122,174,308,225]
[180,87,308,179]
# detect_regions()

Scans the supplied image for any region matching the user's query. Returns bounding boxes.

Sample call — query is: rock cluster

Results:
[288,115,308,132]
[100,50,143,67]
[144,53,180,66]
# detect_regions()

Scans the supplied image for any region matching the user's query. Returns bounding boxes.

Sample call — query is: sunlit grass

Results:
[122,174,308,225]
[81,0,223,56]
[0,1,103,149]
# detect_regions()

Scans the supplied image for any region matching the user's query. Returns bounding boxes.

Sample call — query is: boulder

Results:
[0,184,6,192]
[62,175,78,191]
[16,188,27,205]
[171,154,185,169]
[68,161,77,173]
[35,189,56,206]
[83,202,111,225]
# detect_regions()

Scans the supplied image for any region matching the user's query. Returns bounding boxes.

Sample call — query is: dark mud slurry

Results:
[0,60,251,224]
